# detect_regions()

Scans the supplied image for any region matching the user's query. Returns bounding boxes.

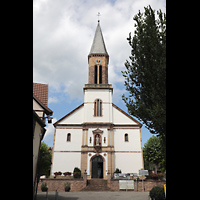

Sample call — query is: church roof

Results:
[89,21,108,56]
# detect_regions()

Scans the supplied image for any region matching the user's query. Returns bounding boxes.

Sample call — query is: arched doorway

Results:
[92,156,103,178]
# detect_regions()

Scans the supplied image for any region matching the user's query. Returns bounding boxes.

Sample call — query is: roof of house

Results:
[33,82,48,107]
[33,94,53,115]
[89,22,108,56]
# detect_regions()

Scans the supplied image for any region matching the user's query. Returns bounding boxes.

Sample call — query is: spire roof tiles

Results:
[89,22,108,56]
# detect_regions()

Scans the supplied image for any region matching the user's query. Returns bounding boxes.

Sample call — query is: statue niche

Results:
[95,134,101,146]
[92,129,103,153]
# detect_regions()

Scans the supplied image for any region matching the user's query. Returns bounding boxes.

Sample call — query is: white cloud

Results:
[33,0,166,101]
[49,97,59,104]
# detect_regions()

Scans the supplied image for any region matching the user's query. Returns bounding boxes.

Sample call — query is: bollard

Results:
[46,190,48,200]
[55,190,58,200]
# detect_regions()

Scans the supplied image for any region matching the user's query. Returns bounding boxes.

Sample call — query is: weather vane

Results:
[97,12,101,22]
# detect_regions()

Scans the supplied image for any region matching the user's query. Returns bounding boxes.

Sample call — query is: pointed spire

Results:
[89,22,108,56]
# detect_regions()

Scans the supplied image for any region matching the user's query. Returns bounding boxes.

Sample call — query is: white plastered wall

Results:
[114,128,143,173]
[114,128,141,151]
[59,106,84,124]
[84,89,113,123]
[115,153,143,173]
[51,127,82,175]
[54,128,82,151]
[51,152,81,174]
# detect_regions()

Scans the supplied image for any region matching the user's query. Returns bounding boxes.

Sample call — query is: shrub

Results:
[157,173,164,180]
[73,167,81,173]
[114,168,122,173]
[149,186,165,200]
[149,173,164,180]
[149,173,158,180]
[73,167,81,178]
[41,182,48,192]
[73,172,81,178]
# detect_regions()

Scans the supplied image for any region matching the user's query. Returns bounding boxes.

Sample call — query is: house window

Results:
[125,133,129,142]
[90,137,92,143]
[67,133,71,142]
[94,99,102,116]
[104,137,106,143]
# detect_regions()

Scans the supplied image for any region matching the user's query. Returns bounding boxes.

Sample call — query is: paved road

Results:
[36,191,149,200]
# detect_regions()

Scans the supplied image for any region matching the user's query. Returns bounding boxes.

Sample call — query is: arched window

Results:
[67,133,71,142]
[94,99,102,116]
[125,133,128,142]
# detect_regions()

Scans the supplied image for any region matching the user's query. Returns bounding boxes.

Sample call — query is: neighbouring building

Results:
[51,21,144,179]
[33,83,53,194]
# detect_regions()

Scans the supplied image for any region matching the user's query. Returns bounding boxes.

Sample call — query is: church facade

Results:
[51,22,144,179]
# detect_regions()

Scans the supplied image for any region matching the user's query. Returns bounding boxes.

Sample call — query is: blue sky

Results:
[33,0,166,147]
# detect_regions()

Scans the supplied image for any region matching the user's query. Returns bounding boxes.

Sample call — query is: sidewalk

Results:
[36,191,149,200]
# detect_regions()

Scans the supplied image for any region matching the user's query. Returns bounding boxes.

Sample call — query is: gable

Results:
[54,103,84,126]
[112,103,142,127]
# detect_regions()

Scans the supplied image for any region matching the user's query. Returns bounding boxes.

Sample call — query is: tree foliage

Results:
[122,6,166,144]
[38,142,52,177]
[143,136,165,172]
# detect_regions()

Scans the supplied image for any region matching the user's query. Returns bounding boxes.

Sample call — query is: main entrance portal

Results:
[92,156,103,178]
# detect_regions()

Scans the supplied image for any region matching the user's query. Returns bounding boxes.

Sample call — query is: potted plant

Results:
[54,171,62,177]
[63,172,72,176]
[41,182,48,192]
[64,182,71,192]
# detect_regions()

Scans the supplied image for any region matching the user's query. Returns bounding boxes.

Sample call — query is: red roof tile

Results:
[33,83,48,107]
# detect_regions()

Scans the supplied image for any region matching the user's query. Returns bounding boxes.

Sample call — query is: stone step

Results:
[82,179,113,191]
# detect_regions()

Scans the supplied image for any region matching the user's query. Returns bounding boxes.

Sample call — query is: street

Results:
[36,191,149,200]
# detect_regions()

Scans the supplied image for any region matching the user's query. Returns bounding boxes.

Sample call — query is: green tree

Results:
[38,142,52,177]
[143,136,164,173]
[121,6,166,146]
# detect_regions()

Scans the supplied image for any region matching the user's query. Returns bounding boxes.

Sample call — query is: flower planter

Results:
[41,182,48,192]
[64,182,71,192]
[65,188,70,192]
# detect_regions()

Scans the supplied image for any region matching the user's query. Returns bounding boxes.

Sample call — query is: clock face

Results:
[95,59,102,65]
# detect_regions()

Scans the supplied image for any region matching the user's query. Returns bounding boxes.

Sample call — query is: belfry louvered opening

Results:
[94,65,102,84]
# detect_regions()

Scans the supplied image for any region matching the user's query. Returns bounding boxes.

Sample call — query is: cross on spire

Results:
[97,12,101,22]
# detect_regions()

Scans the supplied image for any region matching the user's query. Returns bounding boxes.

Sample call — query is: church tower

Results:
[83,21,113,123]
[87,21,109,85]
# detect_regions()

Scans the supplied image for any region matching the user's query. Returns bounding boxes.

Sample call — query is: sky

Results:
[33,0,166,147]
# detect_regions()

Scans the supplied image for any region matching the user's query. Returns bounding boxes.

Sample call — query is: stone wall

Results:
[38,178,86,192]
[110,179,166,192]
[37,178,166,192]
